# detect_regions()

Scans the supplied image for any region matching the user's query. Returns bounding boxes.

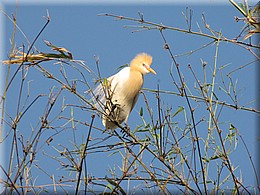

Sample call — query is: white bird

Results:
[93,53,156,130]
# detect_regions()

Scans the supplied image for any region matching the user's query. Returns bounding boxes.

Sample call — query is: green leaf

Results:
[139,107,143,117]
[228,132,236,138]
[172,106,184,118]
[103,78,109,87]
[219,63,231,70]
[138,124,151,132]
[116,63,129,70]
[229,123,236,130]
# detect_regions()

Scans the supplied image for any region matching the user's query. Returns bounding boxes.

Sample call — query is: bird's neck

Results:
[123,70,143,95]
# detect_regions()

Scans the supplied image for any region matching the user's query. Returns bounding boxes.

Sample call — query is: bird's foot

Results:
[120,124,130,137]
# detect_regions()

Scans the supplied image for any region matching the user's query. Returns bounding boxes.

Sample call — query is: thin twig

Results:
[75,115,95,194]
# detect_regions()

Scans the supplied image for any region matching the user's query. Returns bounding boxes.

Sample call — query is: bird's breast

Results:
[111,70,143,109]
[121,71,143,98]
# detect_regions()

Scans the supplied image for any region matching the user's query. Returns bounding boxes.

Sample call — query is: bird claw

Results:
[120,124,130,137]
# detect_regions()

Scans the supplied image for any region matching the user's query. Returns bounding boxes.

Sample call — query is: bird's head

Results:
[130,53,156,75]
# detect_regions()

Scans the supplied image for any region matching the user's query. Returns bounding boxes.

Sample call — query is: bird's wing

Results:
[93,67,130,98]
[93,74,116,113]
[93,67,130,106]
[130,92,140,113]
[92,67,132,129]
[120,91,140,124]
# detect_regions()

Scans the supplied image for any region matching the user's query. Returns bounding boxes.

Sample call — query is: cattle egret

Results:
[93,53,156,130]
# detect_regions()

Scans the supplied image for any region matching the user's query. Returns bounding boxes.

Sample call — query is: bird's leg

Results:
[124,123,130,132]
[120,122,130,138]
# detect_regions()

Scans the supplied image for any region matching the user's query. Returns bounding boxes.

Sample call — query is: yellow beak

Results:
[146,66,157,75]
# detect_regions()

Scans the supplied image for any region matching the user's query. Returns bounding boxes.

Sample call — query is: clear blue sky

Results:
[1,0,259,193]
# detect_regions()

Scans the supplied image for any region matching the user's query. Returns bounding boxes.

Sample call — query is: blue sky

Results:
[0,0,259,193]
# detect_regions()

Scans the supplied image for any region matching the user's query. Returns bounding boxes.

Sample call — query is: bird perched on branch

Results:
[93,53,156,131]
